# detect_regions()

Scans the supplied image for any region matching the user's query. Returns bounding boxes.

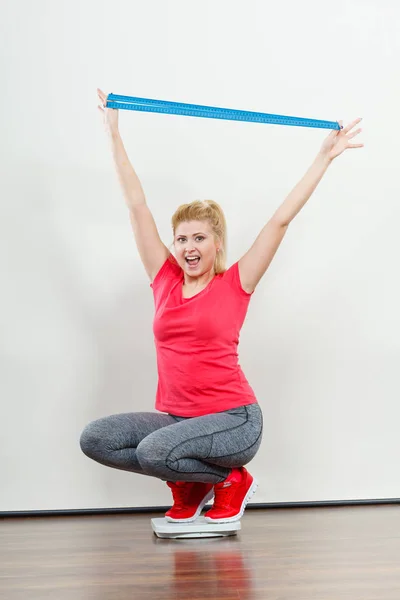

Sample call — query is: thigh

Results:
[204,404,263,467]
[81,411,177,450]
[138,404,263,466]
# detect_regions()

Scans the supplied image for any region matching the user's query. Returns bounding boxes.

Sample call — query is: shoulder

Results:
[150,254,182,290]
[218,262,254,297]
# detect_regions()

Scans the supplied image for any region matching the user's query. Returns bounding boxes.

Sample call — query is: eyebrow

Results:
[176,232,206,237]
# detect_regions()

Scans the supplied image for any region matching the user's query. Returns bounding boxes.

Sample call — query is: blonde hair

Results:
[170,200,227,274]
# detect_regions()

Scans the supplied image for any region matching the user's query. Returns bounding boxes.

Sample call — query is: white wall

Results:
[1,0,399,512]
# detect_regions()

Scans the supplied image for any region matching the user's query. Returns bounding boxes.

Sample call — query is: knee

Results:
[136,436,166,478]
[79,419,106,459]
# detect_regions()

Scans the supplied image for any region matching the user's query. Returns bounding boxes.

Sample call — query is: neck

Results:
[183,268,215,287]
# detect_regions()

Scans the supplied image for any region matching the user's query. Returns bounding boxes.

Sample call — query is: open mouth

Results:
[186,257,200,268]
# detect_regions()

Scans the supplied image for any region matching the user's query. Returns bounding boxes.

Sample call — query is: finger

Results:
[327,122,341,140]
[343,117,362,134]
[97,105,104,113]
[348,143,364,148]
[329,120,343,138]
[347,128,362,140]
[97,88,107,103]
[327,128,339,140]
[334,119,344,133]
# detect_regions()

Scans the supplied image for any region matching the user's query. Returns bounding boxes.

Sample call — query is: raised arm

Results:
[238,118,364,294]
[97,89,170,282]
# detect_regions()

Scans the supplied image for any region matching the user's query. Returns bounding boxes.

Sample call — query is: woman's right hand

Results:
[97,88,119,135]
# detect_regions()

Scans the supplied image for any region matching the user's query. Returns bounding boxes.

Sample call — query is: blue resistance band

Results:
[106,94,341,130]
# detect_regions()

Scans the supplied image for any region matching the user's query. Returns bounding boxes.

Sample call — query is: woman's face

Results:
[174,220,219,276]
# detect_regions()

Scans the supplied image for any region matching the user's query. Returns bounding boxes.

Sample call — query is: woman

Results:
[80,89,363,524]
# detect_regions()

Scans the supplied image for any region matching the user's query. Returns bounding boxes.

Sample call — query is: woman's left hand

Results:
[320,118,364,161]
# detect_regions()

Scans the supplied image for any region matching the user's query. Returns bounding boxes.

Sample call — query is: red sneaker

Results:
[204,467,258,523]
[165,481,214,523]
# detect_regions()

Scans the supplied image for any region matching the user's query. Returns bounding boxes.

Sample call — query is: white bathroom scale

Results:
[151,516,241,539]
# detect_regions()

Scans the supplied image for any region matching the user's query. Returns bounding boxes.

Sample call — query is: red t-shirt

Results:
[150,254,258,417]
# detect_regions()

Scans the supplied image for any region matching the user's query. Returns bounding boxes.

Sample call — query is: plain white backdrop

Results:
[1,0,399,511]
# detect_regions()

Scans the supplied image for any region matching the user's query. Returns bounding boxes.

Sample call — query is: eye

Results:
[177,236,205,243]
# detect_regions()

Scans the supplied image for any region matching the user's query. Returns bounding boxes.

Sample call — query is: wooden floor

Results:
[1,505,400,599]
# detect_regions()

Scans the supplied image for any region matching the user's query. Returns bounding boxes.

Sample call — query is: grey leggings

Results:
[80,404,263,484]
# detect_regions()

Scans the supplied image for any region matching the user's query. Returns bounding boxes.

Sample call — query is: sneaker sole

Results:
[165,488,215,523]
[204,478,258,524]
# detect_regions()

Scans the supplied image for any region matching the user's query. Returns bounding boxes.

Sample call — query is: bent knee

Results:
[136,437,166,477]
[79,420,107,458]
[135,439,153,470]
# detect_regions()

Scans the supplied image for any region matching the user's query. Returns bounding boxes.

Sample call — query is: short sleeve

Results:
[222,262,254,297]
[150,254,182,306]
